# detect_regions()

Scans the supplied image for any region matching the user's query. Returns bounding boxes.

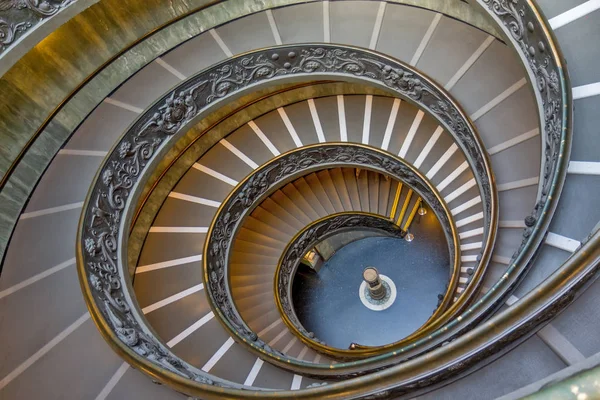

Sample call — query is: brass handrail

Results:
[205,143,461,366]
[402,197,422,232]
[266,157,458,360]
[82,224,600,400]
[0,0,502,272]
[199,50,497,372]
[125,84,467,360]
[388,182,403,220]
[396,188,413,227]
[78,44,496,384]
[76,0,571,391]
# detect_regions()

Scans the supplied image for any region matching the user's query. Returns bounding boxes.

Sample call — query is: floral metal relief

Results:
[207,145,456,356]
[0,0,74,52]
[276,213,405,343]
[479,0,566,262]
[78,45,500,391]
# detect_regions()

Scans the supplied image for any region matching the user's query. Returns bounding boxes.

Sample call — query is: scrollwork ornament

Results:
[79,45,500,392]
[480,0,564,234]
[276,213,406,341]
[206,144,457,357]
[0,0,74,51]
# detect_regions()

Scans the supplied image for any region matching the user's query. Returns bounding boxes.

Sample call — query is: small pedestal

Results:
[359,267,397,311]
[363,267,386,300]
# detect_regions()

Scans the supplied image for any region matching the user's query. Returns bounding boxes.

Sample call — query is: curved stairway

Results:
[1,1,600,399]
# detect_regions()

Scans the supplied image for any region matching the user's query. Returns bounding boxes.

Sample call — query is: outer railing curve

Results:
[76,0,571,389]
[273,209,457,358]
[78,43,495,387]
[207,144,460,363]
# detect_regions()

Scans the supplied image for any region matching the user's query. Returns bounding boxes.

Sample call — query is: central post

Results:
[363,267,386,300]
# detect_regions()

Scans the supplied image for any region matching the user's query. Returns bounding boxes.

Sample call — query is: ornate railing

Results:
[77,0,573,389]
[0,0,501,271]
[0,0,75,54]
[78,43,495,387]
[274,210,453,357]
[208,145,459,363]
[275,212,405,347]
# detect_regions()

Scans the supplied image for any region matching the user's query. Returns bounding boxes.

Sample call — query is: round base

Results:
[359,274,397,311]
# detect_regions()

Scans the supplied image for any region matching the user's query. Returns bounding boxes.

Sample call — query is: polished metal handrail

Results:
[78,43,494,385]
[198,48,497,371]
[76,0,572,394]
[273,209,457,359]
[275,211,407,346]
[212,146,460,361]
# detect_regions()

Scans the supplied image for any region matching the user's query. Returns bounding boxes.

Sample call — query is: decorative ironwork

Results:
[76,8,571,390]
[0,0,74,52]
[205,145,458,361]
[476,0,567,267]
[80,44,487,390]
[275,212,405,344]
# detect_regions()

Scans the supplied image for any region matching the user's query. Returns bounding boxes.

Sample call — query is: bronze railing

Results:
[274,210,455,359]
[275,211,406,347]
[208,145,459,362]
[76,0,572,395]
[78,43,495,385]
[197,47,498,371]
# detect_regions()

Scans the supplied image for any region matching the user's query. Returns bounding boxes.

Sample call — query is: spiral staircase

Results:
[1,1,600,399]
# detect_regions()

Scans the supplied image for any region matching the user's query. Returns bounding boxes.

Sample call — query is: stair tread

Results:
[281,183,321,221]
[251,206,298,237]
[293,177,329,216]
[316,170,345,213]
[8,0,583,396]
[367,171,380,214]
[271,190,313,226]
[357,169,370,212]
[330,167,353,211]
[378,175,392,217]
[342,168,362,210]
[236,226,288,248]
[304,173,337,214]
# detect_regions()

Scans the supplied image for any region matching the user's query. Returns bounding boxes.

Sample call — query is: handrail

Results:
[274,209,455,359]
[214,146,459,361]
[82,218,600,400]
[76,0,572,391]
[78,43,495,386]
[0,0,501,271]
[275,211,406,346]
[199,48,497,371]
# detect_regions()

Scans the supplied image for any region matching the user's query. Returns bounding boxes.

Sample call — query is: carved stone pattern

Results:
[0,0,74,51]
[207,145,456,356]
[79,45,500,391]
[277,213,405,343]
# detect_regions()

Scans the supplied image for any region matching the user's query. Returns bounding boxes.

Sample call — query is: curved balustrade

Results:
[74,0,573,394]
[275,212,406,346]
[206,144,459,364]
[274,210,453,358]
[78,42,496,375]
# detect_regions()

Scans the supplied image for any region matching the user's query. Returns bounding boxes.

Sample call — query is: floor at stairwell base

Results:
[292,213,449,348]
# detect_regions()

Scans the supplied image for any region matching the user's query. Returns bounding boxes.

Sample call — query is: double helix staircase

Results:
[1,1,600,399]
